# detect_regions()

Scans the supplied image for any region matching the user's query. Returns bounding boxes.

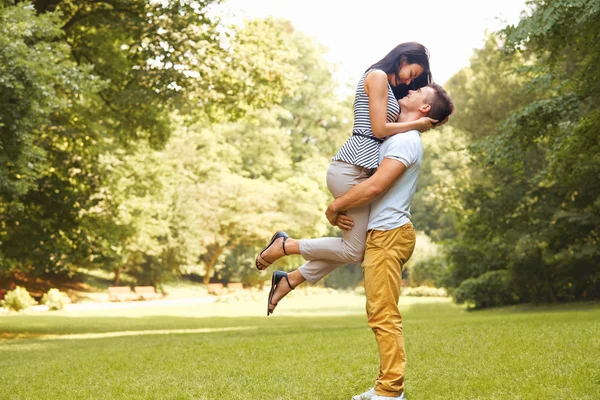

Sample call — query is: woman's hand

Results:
[416,116,438,132]
[436,116,449,127]
[336,213,354,231]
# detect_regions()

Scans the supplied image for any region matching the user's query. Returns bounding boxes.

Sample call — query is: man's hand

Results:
[325,202,339,226]
[336,213,354,231]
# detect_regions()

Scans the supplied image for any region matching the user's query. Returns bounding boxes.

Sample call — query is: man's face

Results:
[399,86,434,113]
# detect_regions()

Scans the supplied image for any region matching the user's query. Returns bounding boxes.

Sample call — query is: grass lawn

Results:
[1,292,599,400]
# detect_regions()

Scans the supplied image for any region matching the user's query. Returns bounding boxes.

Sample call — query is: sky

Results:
[219,0,530,96]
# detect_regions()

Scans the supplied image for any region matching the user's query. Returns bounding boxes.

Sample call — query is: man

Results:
[325,83,454,400]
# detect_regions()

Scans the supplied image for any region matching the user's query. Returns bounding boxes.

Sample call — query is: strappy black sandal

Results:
[267,270,295,316]
[255,231,289,271]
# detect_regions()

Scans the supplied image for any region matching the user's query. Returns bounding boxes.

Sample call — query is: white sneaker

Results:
[352,387,376,400]
[372,392,406,400]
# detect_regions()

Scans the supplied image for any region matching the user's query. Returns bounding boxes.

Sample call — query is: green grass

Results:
[1,294,599,399]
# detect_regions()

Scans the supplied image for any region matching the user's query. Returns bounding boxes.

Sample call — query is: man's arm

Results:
[325,158,407,225]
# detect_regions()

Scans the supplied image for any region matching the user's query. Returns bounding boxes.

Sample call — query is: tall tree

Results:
[0,3,103,275]
[0,2,308,278]
[80,18,352,286]
[443,1,600,305]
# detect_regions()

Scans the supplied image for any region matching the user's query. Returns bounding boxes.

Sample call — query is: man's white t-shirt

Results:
[367,130,423,231]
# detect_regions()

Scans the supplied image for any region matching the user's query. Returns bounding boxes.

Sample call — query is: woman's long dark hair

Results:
[368,42,432,100]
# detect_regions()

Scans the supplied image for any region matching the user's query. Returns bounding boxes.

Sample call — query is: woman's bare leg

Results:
[269,270,306,309]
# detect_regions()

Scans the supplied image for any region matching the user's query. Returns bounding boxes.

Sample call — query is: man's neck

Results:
[398,108,423,124]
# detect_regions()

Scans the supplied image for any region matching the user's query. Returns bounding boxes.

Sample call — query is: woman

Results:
[255,42,437,315]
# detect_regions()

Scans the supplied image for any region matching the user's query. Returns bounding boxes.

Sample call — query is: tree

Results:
[411,126,470,242]
[170,22,352,285]
[442,1,600,306]
[173,113,333,285]
[0,3,103,275]
[499,0,600,302]
[0,3,313,281]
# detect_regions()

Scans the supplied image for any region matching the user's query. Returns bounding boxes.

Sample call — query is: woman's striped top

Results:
[332,69,400,169]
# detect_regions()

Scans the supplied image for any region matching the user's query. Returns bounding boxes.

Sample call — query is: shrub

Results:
[324,264,363,290]
[41,288,71,311]
[406,234,449,288]
[1,286,37,311]
[454,270,518,309]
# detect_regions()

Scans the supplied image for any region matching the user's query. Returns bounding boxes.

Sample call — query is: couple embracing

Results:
[255,42,454,400]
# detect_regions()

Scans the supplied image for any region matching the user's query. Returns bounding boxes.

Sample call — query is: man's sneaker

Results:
[372,391,406,400]
[351,387,376,400]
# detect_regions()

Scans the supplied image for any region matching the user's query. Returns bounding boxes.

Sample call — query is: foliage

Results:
[0,1,350,288]
[411,127,470,242]
[499,0,600,302]
[440,1,600,306]
[444,33,537,141]
[454,270,517,309]
[404,232,449,288]
[323,263,363,290]
[23,1,296,142]
[217,245,262,286]
[0,3,103,276]
[408,255,449,289]
[41,288,71,310]
[161,25,351,284]
[1,286,37,311]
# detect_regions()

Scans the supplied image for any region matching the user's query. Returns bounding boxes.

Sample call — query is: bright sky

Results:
[219,0,530,96]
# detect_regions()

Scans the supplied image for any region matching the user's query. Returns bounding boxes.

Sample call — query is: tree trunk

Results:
[114,266,121,286]
[203,246,223,285]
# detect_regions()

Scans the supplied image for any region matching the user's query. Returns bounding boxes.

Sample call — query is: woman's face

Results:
[391,63,424,86]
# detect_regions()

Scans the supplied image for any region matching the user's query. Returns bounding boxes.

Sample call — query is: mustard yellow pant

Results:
[363,223,416,397]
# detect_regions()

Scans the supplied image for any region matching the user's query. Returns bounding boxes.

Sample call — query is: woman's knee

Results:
[348,246,365,264]
[339,241,365,264]
[350,253,364,264]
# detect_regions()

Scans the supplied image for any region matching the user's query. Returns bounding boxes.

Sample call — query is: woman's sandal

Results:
[255,231,289,271]
[267,270,295,316]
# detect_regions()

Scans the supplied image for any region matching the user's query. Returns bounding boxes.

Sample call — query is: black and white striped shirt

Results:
[332,69,400,169]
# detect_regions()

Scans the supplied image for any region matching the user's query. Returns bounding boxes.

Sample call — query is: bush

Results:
[454,270,518,309]
[408,258,449,288]
[323,263,363,290]
[217,245,264,288]
[405,234,449,288]
[41,288,71,311]
[1,286,37,311]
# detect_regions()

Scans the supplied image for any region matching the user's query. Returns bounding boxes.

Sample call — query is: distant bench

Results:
[108,286,137,302]
[134,286,163,301]
[207,283,224,295]
[227,282,244,292]
[207,282,244,295]
[108,286,163,301]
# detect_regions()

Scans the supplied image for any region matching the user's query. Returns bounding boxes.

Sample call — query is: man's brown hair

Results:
[426,83,454,124]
